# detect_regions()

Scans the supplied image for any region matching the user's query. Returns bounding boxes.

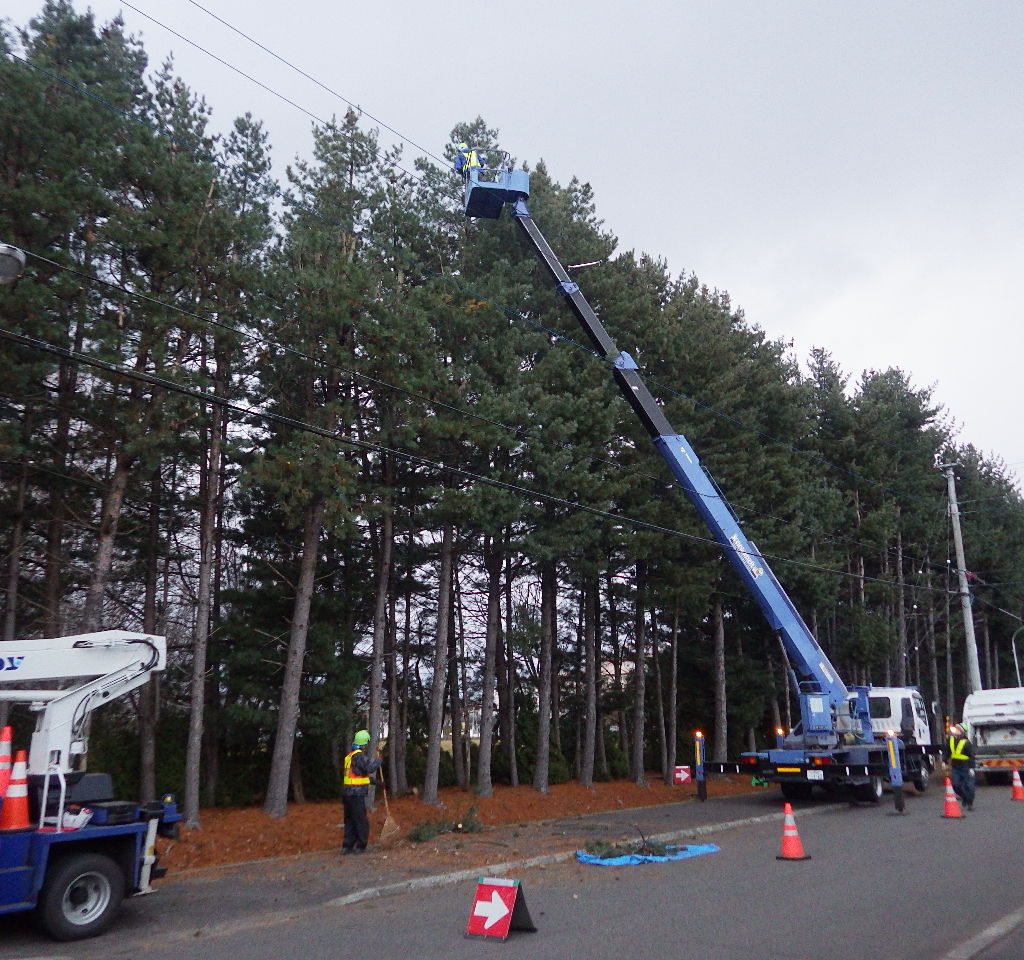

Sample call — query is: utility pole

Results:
[940,463,983,693]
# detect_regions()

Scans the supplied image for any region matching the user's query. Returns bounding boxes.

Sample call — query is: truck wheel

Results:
[913,765,930,793]
[780,782,813,801]
[853,776,883,803]
[35,852,125,941]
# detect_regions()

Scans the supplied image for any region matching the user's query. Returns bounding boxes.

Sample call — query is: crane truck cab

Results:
[0,631,180,941]
[855,687,932,746]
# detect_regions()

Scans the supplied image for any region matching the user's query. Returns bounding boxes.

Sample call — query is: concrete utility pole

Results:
[940,463,983,694]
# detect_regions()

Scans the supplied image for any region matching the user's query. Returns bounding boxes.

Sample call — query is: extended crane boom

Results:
[462,160,849,747]
[459,154,936,803]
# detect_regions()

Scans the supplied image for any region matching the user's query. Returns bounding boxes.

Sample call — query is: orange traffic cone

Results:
[776,802,811,861]
[1011,769,1024,802]
[0,726,11,799]
[941,777,963,819]
[0,749,30,830]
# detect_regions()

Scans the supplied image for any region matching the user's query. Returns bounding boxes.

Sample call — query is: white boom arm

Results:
[0,630,165,775]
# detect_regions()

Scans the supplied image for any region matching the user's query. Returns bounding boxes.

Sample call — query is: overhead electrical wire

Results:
[13,244,938,569]
[0,324,965,601]
[0,54,982,592]
[5,27,1020,582]
[141,2,983,500]
[181,0,449,170]
[3,44,959,519]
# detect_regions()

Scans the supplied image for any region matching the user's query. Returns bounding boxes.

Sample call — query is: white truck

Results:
[961,687,1024,784]
[857,686,935,791]
[0,631,180,940]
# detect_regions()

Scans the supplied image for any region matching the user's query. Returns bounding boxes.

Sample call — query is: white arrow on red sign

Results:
[473,889,511,930]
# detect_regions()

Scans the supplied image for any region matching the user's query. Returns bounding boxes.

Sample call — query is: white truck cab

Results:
[853,687,933,746]
[961,687,1024,784]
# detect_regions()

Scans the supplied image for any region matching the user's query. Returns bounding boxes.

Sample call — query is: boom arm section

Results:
[0,630,165,774]
[462,164,847,744]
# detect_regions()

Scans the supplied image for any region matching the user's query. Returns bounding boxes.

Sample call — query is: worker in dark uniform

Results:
[945,723,977,811]
[342,729,382,853]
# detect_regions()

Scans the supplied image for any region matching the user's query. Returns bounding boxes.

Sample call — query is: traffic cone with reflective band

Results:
[776,802,811,861]
[1011,769,1024,802]
[941,777,963,819]
[0,726,11,798]
[0,749,30,830]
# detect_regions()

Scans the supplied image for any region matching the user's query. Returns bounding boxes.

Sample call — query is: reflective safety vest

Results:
[948,736,970,761]
[456,147,480,175]
[344,748,370,786]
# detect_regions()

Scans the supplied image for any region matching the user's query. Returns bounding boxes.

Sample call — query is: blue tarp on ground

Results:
[576,843,720,866]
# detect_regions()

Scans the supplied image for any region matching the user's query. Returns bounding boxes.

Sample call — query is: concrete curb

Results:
[326,803,842,908]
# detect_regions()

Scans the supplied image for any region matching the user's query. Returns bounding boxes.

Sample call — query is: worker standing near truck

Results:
[342,730,381,854]
[945,724,977,811]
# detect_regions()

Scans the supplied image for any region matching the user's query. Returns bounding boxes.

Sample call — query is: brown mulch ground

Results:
[159,775,759,872]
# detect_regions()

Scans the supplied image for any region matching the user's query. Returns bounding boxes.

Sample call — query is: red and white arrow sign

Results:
[473,890,511,930]
[466,877,529,940]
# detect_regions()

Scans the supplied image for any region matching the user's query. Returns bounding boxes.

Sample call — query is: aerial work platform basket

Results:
[463,164,530,219]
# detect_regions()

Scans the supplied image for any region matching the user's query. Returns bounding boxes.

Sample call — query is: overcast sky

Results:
[7,0,1023,491]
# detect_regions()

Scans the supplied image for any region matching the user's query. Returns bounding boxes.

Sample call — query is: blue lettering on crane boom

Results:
[0,656,25,671]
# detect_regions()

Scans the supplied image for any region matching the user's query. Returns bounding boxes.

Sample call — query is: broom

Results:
[379,772,400,844]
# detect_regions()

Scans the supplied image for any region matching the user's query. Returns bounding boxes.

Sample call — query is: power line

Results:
[3,43,951,518]
[1,324,961,599]
[131,3,965,501]
[181,0,449,170]
[7,35,1021,562]
[16,243,944,575]
[117,1,432,186]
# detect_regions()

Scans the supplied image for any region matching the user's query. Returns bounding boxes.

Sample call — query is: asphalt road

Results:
[6,784,1024,960]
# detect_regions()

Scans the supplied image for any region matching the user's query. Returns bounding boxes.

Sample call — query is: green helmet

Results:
[353,729,370,746]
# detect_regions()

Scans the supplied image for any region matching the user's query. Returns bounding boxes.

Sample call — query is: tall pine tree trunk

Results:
[631,560,647,784]
[534,560,556,793]
[448,574,466,789]
[712,599,728,763]
[652,605,667,781]
[666,604,679,785]
[503,547,518,787]
[2,449,29,643]
[138,466,162,803]
[263,495,324,818]
[43,314,84,637]
[895,527,908,686]
[579,578,598,787]
[422,522,454,805]
[83,448,135,632]
[476,537,502,797]
[185,397,224,826]
[367,492,393,780]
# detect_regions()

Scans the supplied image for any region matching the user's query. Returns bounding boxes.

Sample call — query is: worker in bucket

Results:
[342,729,382,854]
[945,723,977,811]
[454,142,482,180]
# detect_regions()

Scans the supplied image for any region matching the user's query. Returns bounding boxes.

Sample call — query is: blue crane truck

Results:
[459,152,935,806]
[0,631,180,940]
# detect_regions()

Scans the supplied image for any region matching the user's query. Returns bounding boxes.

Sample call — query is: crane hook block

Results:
[464,167,530,219]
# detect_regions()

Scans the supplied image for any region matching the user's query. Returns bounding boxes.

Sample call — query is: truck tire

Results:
[780,782,814,801]
[912,764,930,793]
[853,776,883,803]
[35,852,125,941]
